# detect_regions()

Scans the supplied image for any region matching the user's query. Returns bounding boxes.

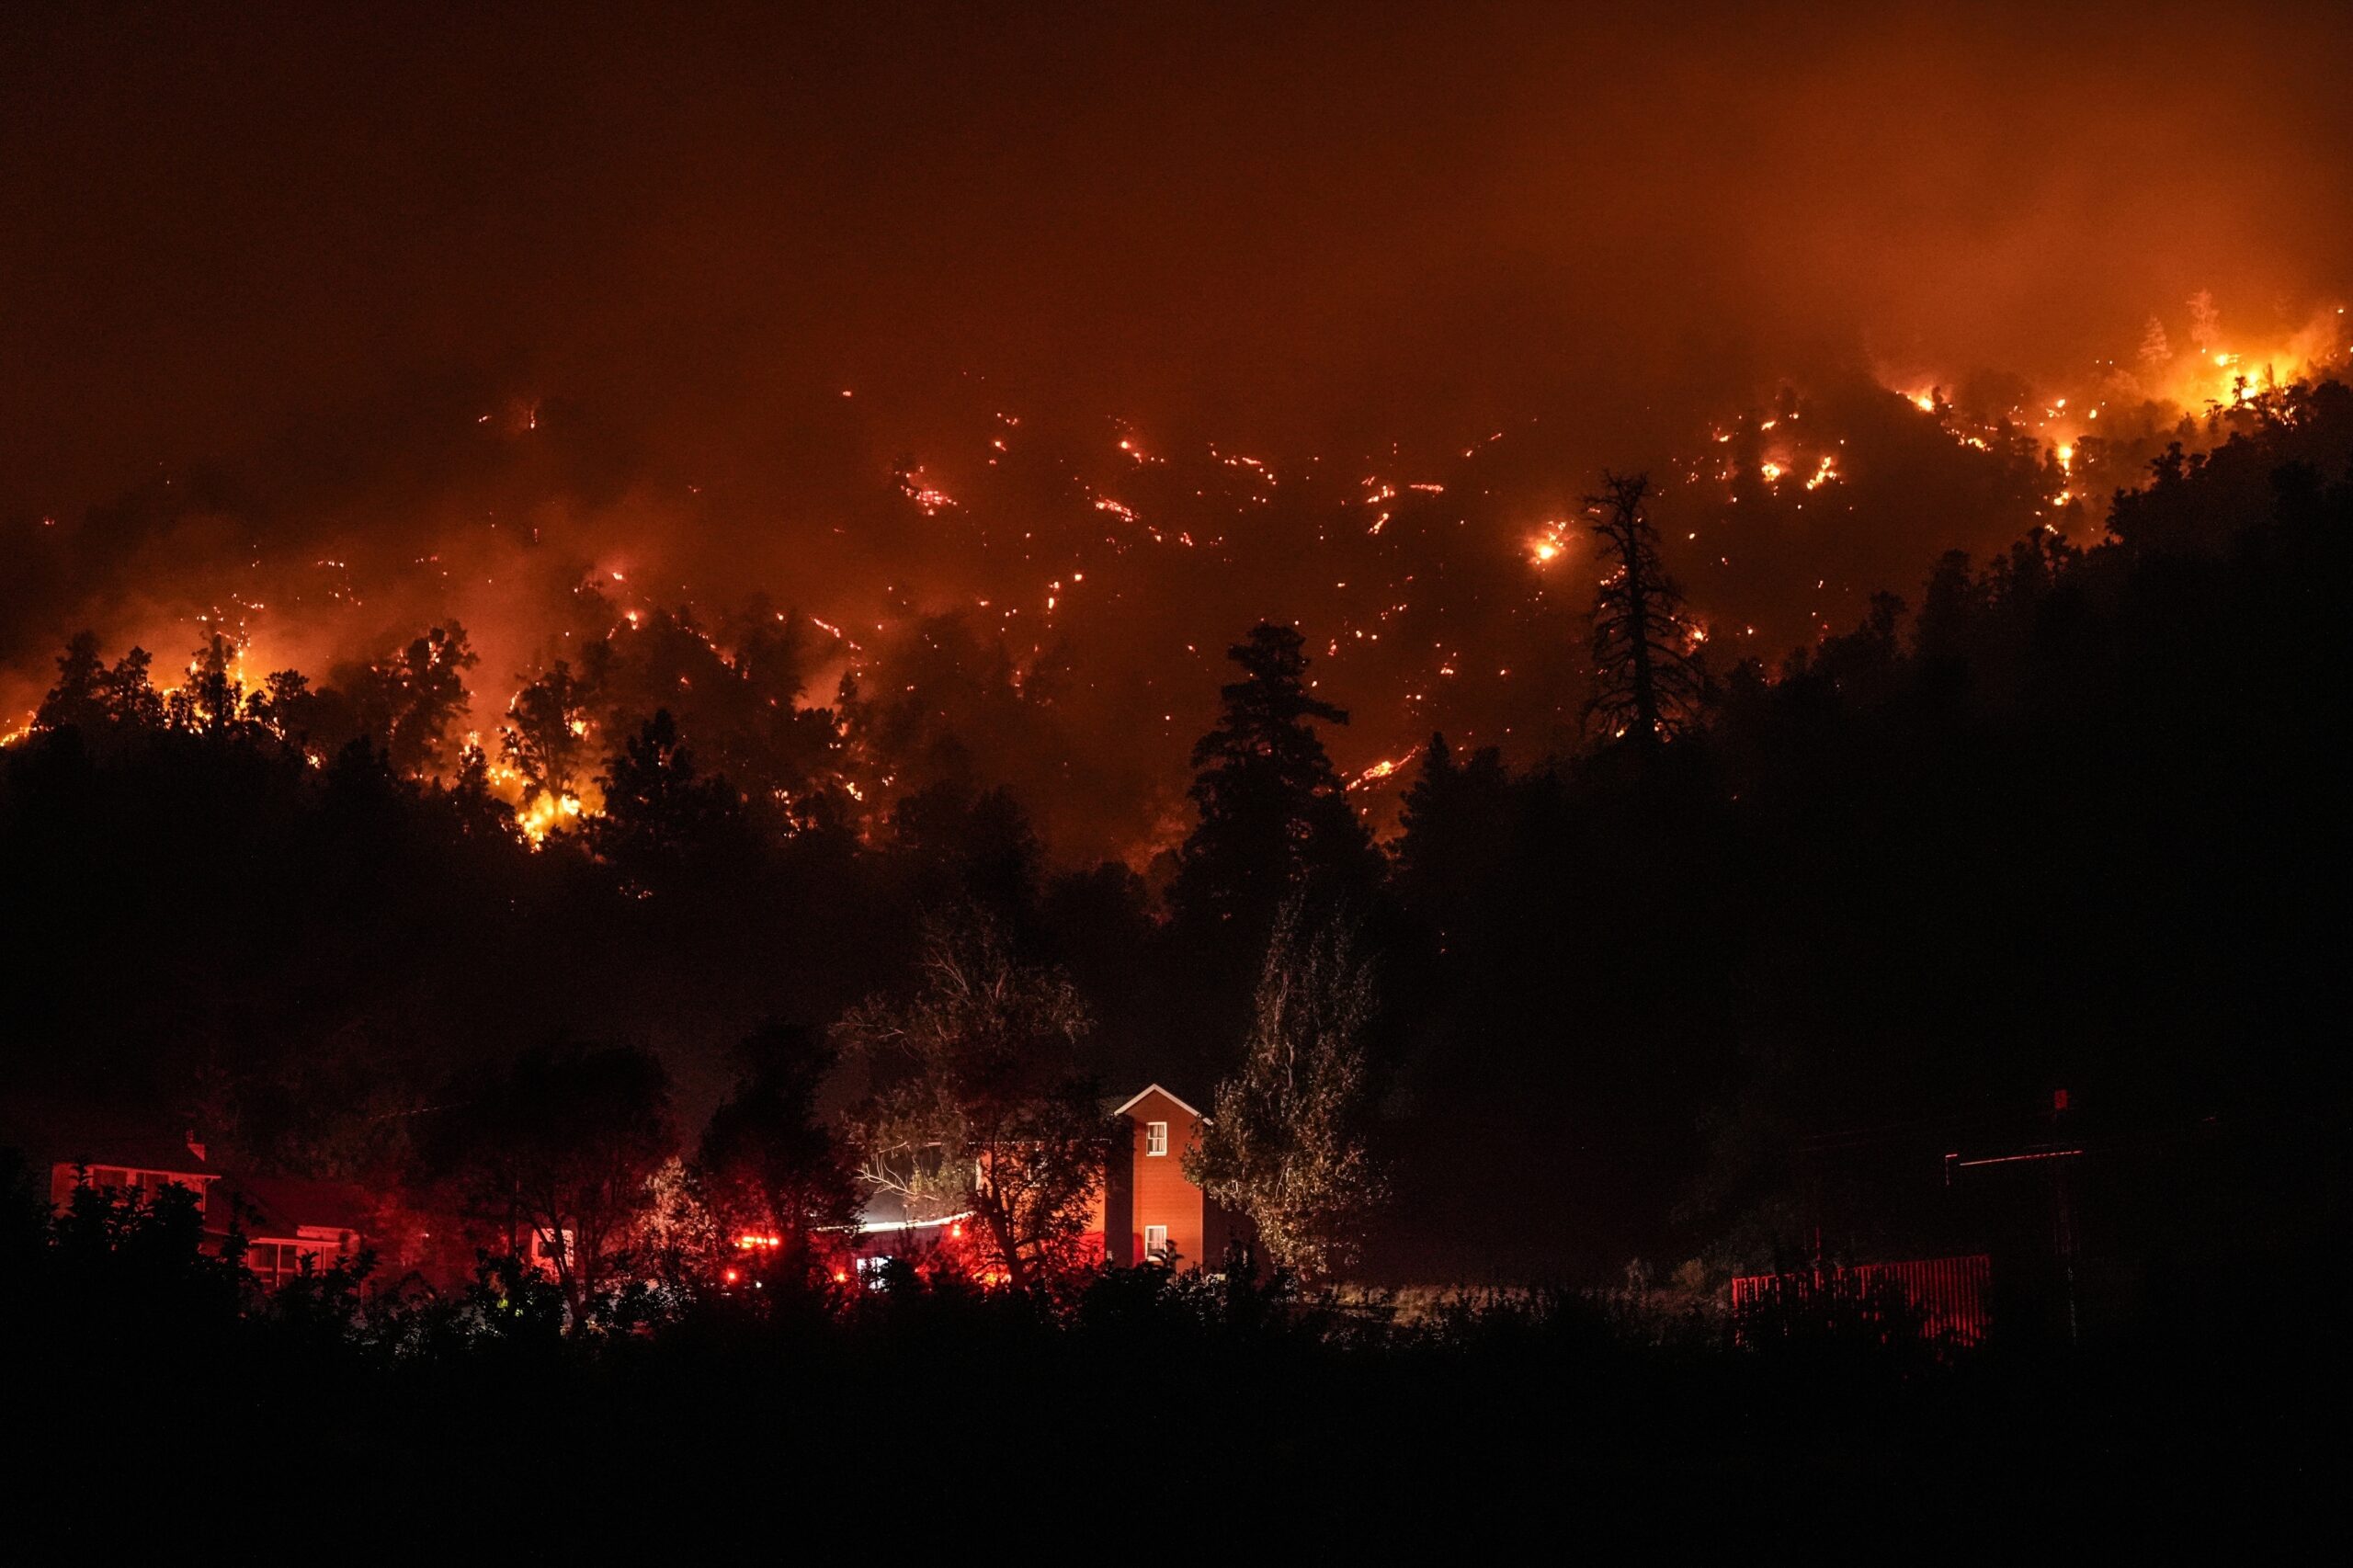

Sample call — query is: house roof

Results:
[63,1141,217,1180]
[1110,1083,1204,1120]
[222,1174,374,1237]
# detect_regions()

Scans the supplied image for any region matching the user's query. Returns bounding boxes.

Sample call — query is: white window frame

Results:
[85,1166,206,1213]
[249,1239,322,1287]
[1144,1120,1168,1156]
[1143,1224,1169,1258]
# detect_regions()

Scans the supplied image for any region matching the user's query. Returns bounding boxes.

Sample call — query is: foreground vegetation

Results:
[7,1176,2336,1548]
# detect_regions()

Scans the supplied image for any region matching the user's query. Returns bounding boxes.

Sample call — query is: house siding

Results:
[1115,1087,1208,1268]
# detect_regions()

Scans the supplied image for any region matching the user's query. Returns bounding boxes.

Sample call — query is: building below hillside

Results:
[32,1119,369,1285]
[1095,1083,1247,1271]
[840,1082,1252,1279]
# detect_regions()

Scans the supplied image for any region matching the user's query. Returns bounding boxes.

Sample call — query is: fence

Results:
[1730,1255,1992,1346]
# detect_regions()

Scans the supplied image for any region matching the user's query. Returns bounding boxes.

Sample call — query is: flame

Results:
[1529,516,1574,564]
[517,791,585,845]
[898,465,958,514]
[1881,296,2349,473]
[1347,745,1421,791]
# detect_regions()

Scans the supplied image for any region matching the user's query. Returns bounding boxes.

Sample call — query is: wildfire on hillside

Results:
[11,296,2347,859]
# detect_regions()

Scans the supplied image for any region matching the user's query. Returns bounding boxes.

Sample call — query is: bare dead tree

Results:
[834,911,1114,1290]
[1584,472,1705,744]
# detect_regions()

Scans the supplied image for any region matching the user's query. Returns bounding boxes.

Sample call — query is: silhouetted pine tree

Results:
[1392,732,1513,949]
[1165,623,1381,1079]
[36,632,110,733]
[588,708,747,879]
[1172,622,1379,942]
[1584,472,1704,745]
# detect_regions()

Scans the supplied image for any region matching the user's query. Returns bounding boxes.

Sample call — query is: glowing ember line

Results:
[1347,745,1421,791]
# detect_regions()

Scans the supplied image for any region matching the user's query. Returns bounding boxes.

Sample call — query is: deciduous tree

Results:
[698,1023,863,1276]
[502,659,596,805]
[428,1042,676,1320]
[835,912,1113,1290]
[1188,901,1386,1278]
[381,622,479,775]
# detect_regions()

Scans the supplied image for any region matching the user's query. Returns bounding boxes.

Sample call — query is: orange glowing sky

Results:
[4,3,2348,857]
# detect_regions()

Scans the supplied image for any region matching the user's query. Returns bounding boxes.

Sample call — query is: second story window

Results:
[86,1166,206,1214]
[1144,1120,1167,1156]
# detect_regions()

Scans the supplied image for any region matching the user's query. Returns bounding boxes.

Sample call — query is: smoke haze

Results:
[6,1,2348,855]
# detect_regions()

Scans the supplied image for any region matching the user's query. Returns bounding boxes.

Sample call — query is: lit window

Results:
[1143,1224,1169,1260]
[247,1241,321,1287]
[1144,1121,1167,1156]
[85,1168,204,1211]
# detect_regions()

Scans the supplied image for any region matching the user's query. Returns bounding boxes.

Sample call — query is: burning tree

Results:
[1583,472,1705,744]
[1187,900,1386,1278]
[835,912,1114,1290]
[165,633,248,735]
[294,621,480,776]
[502,658,595,805]
[377,622,479,774]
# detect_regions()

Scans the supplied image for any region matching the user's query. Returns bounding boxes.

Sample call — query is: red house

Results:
[32,1119,372,1288]
[1094,1085,1246,1270]
[838,1085,1246,1282]
[44,1133,222,1226]
[222,1173,372,1289]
